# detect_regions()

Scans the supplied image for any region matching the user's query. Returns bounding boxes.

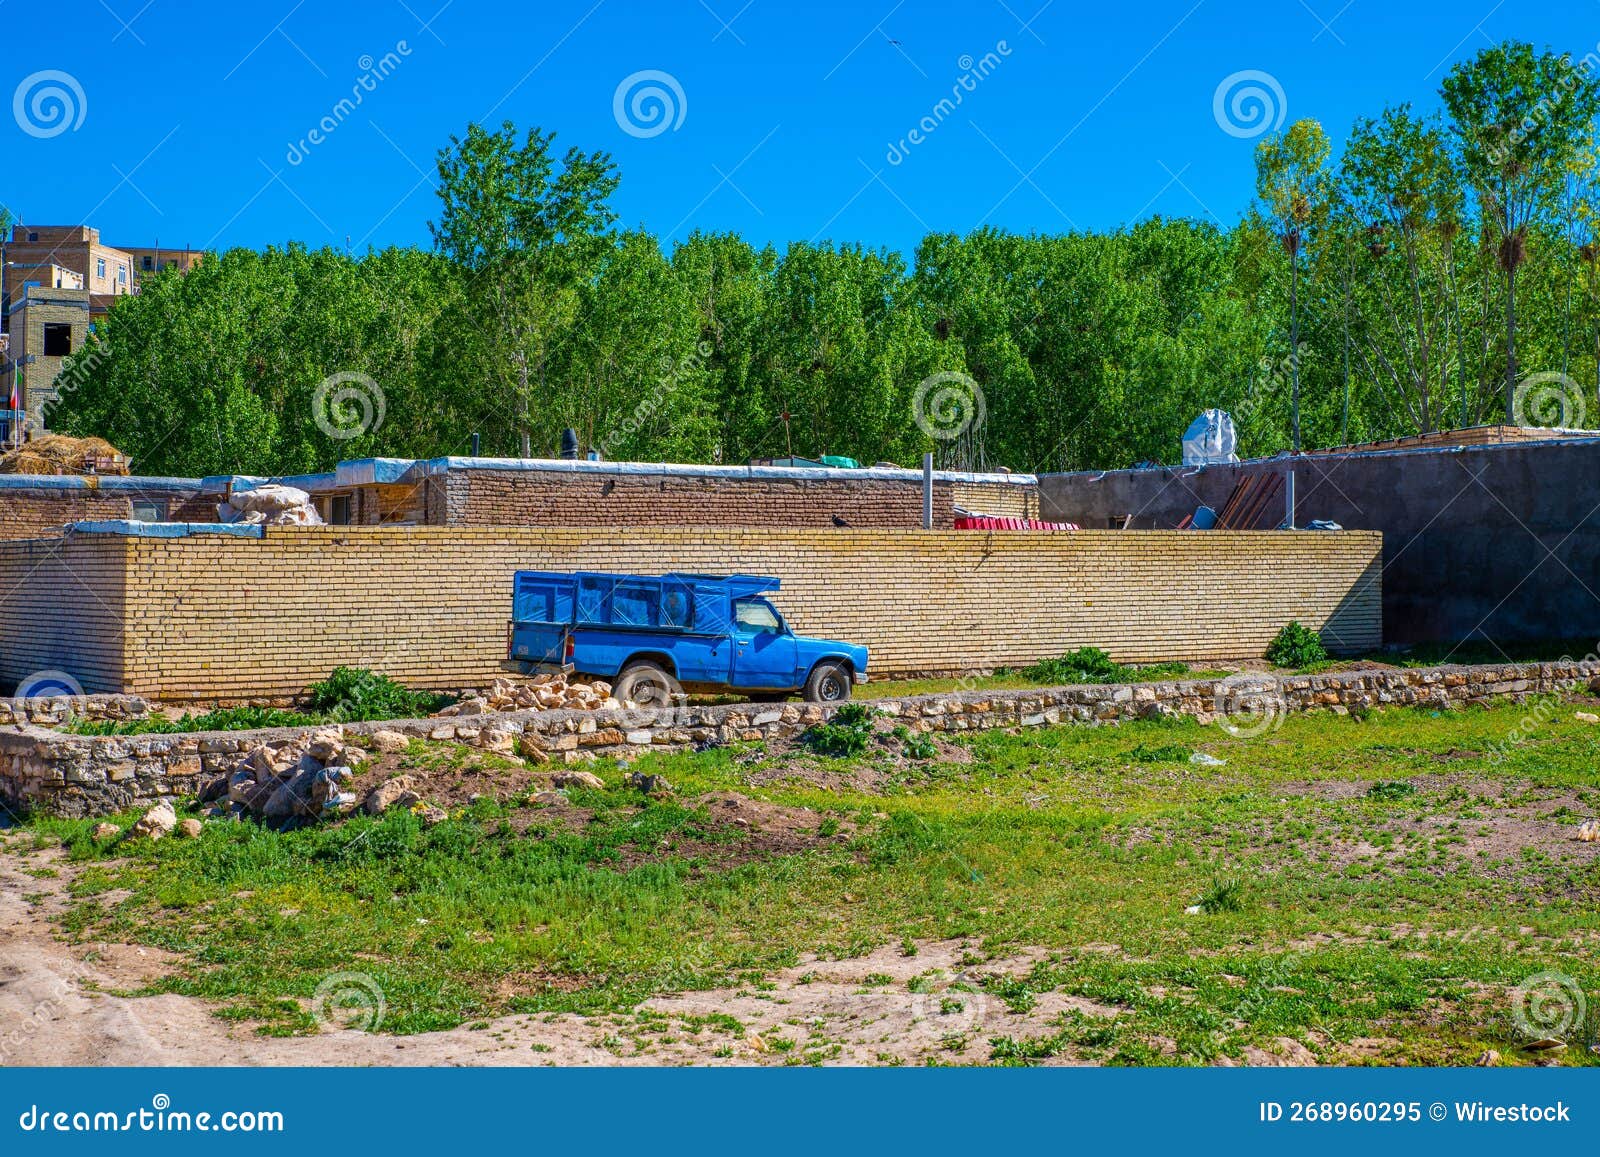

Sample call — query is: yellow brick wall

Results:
[0,535,130,690]
[949,480,1039,519]
[0,527,1381,701]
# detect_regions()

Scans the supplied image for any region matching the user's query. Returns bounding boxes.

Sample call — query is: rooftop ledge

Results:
[0,457,1040,494]
[403,456,1037,486]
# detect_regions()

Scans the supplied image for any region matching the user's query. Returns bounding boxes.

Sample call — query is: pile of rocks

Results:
[198,726,360,825]
[94,802,201,843]
[435,675,625,716]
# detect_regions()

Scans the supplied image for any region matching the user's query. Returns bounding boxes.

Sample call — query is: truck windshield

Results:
[733,598,783,635]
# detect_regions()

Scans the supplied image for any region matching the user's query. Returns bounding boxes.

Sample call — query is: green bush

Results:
[1197,876,1245,914]
[303,666,453,721]
[892,724,939,761]
[1265,622,1329,668]
[1022,647,1193,686]
[1128,742,1193,764]
[803,702,876,758]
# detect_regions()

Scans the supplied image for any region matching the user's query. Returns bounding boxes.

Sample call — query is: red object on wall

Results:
[953,516,1078,531]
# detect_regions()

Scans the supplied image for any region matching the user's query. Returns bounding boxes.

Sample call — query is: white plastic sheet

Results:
[1181,409,1239,466]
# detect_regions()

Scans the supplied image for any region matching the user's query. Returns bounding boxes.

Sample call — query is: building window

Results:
[130,500,163,522]
[95,258,106,279]
[118,264,127,286]
[141,255,153,271]
[26,232,37,242]
[42,323,73,357]
[328,494,352,525]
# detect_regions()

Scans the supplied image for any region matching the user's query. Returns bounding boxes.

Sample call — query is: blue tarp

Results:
[69,520,265,538]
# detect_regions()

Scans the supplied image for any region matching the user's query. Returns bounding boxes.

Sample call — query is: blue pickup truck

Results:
[504,571,869,703]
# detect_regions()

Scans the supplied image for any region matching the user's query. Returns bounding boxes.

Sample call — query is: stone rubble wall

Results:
[3,660,1594,818]
[0,694,149,729]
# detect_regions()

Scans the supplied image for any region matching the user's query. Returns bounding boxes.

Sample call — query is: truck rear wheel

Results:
[615,661,678,708]
[804,662,852,703]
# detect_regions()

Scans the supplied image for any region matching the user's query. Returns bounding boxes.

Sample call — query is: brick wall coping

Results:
[0,474,204,493]
[1043,430,1600,483]
[411,456,1038,487]
[68,520,263,538]
[210,457,1040,495]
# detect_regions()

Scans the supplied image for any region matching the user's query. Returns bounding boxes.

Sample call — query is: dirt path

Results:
[0,843,1108,1066]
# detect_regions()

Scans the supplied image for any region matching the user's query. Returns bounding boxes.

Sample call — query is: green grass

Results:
[13,694,1600,1064]
[859,637,1599,699]
[858,665,1231,701]
[65,706,319,736]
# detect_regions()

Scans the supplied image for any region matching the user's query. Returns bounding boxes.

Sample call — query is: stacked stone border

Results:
[0,694,150,729]
[4,660,1596,818]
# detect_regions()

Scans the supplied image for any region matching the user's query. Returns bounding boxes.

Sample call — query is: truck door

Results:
[680,584,733,684]
[730,597,799,690]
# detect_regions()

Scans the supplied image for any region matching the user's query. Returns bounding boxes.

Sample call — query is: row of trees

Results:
[1256,41,1600,446]
[49,40,1600,478]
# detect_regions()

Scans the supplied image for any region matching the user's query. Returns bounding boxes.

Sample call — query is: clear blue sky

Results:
[9,0,1599,257]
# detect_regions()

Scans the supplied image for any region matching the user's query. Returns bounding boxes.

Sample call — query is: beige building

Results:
[3,225,135,307]
[1,225,200,442]
[116,243,201,289]
[1,286,92,440]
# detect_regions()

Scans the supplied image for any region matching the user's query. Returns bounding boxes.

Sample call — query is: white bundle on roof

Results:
[218,484,323,526]
[1181,410,1239,466]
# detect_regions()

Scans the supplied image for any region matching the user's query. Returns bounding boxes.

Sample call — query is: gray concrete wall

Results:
[1040,439,1600,647]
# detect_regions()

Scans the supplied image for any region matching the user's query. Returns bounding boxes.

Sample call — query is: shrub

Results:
[1265,622,1328,668]
[892,725,938,761]
[1197,876,1245,913]
[303,666,453,721]
[1022,647,1194,686]
[1025,646,1121,684]
[803,702,876,757]
[1128,742,1192,764]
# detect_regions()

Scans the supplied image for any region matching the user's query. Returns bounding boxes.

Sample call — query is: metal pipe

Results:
[922,452,934,529]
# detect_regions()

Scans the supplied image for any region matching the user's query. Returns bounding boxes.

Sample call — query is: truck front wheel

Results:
[804,662,852,704]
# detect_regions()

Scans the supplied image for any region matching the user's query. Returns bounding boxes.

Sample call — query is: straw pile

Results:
[0,434,128,475]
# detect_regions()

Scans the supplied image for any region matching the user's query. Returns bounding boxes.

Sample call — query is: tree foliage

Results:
[48,42,1600,477]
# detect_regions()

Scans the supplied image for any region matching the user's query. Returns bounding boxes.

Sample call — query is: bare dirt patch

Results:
[1237,780,1598,882]
[346,751,542,813]
[0,842,1108,1066]
[605,793,857,873]
[741,731,973,797]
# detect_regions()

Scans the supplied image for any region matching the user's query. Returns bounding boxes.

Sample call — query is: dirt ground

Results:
[0,845,1105,1066]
